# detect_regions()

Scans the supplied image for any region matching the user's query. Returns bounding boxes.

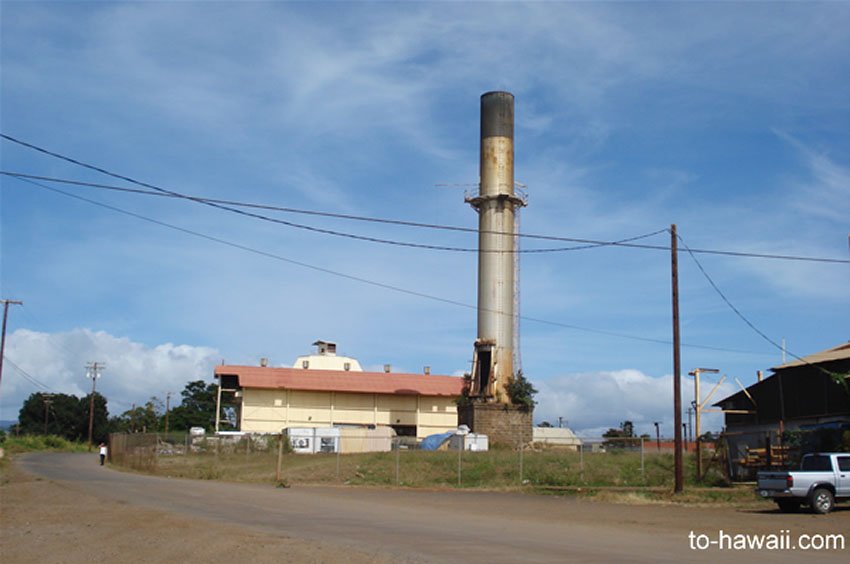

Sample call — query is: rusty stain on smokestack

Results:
[466,91,526,404]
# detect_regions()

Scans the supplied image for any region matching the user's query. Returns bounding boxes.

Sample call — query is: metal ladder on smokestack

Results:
[513,182,528,376]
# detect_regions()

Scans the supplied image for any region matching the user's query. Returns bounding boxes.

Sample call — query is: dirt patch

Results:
[0,462,395,563]
[5,453,849,563]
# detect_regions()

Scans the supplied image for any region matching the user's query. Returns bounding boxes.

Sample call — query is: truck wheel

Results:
[809,488,834,514]
[776,500,800,513]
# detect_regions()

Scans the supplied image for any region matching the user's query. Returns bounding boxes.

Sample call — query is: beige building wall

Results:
[239,388,458,439]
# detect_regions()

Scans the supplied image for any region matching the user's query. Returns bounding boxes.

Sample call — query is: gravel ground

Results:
[2,452,847,563]
[0,460,395,563]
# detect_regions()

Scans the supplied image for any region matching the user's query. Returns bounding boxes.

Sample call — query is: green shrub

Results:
[1,434,86,453]
[507,370,537,409]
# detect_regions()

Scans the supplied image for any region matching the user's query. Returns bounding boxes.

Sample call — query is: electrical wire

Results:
[0,170,666,254]
[677,232,849,381]
[2,356,54,392]
[11,174,771,356]
[3,165,849,263]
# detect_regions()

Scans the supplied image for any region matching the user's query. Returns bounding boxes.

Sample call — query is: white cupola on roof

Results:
[292,340,363,372]
[314,340,337,355]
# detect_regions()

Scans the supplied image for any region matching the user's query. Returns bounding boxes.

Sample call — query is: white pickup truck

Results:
[757,452,850,514]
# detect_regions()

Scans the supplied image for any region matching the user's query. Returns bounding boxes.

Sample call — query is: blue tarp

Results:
[420,432,454,451]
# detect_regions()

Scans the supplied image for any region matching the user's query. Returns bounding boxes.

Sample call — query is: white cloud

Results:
[1,329,219,420]
[778,131,850,223]
[2,2,848,430]
[534,369,735,438]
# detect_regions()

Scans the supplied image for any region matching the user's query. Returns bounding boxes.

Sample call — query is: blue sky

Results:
[1,2,848,436]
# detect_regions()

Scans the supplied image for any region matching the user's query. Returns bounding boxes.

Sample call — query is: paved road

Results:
[17,453,847,563]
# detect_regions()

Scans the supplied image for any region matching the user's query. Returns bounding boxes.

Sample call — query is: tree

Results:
[110,397,163,433]
[167,380,218,431]
[602,420,636,449]
[17,391,109,442]
[507,370,537,409]
[80,392,110,443]
[602,420,635,439]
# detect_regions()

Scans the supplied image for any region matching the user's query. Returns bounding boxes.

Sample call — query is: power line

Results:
[2,158,848,263]
[0,170,665,254]
[677,233,783,352]
[2,357,54,392]
[677,232,848,381]
[5,169,850,263]
[14,175,770,356]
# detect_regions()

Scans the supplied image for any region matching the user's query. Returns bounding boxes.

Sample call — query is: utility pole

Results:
[86,362,105,451]
[43,393,54,435]
[0,299,23,393]
[164,392,172,435]
[653,421,661,452]
[688,367,719,481]
[670,225,683,493]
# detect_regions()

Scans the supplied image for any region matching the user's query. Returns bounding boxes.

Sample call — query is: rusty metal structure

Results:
[466,92,527,403]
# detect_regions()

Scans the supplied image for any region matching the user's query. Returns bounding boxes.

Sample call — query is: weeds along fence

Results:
[108,432,279,472]
[108,432,709,489]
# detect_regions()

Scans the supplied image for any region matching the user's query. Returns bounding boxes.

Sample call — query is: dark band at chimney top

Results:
[480,91,514,140]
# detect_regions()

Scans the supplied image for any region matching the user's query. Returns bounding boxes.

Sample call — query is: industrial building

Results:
[214,92,533,447]
[715,341,850,478]
[214,341,465,439]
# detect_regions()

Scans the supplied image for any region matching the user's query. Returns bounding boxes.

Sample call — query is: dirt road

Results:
[3,453,847,562]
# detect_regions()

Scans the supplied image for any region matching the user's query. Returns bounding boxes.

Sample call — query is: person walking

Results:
[99,442,108,466]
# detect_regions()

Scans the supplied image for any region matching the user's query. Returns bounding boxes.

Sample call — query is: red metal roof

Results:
[214,365,465,397]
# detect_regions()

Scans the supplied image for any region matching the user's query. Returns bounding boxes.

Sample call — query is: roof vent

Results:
[384,364,391,373]
[302,360,310,369]
[424,366,431,375]
[260,358,269,367]
[344,362,351,371]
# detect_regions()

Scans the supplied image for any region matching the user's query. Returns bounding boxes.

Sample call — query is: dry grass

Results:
[115,446,764,507]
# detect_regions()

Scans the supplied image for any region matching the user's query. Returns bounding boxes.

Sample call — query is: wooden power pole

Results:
[86,362,105,451]
[0,299,23,393]
[164,392,172,435]
[671,225,683,493]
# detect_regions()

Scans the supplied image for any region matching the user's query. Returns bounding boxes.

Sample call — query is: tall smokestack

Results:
[467,91,525,403]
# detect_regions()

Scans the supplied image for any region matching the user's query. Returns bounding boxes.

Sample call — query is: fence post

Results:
[336,435,341,482]
[579,443,584,483]
[457,435,462,487]
[275,433,284,483]
[518,435,524,485]
[640,436,645,482]
[396,437,401,486]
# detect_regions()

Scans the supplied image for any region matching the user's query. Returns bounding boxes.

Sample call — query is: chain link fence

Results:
[107,431,698,489]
